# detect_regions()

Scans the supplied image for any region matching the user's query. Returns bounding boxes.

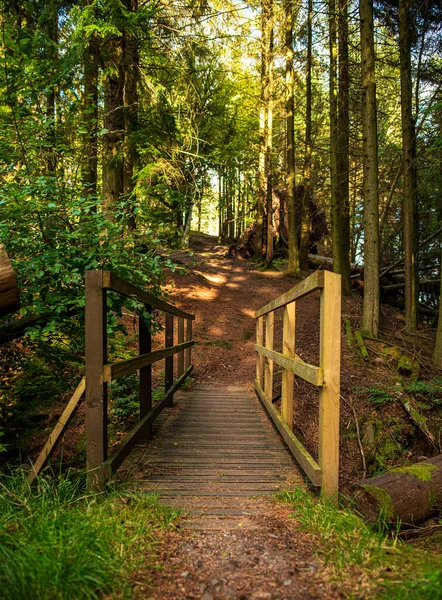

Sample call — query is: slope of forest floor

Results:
[2,231,442,598]
[162,231,442,490]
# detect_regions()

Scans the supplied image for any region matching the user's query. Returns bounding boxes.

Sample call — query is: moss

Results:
[391,463,437,482]
[409,407,428,427]
[203,340,232,350]
[361,484,395,521]
[428,490,442,509]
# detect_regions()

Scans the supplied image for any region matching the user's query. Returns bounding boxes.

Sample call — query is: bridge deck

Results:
[127,385,301,518]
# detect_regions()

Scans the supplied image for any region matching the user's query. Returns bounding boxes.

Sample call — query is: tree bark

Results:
[354,455,442,525]
[360,0,380,337]
[336,0,351,294]
[264,0,274,266]
[434,248,442,367]
[300,0,313,271]
[399,0,419,333]
[328,0,341,277]
[82,6,99,198]
[122,0,139,230]
[0,244,20,318]
[285,0,300,276]
[102,36,124,220]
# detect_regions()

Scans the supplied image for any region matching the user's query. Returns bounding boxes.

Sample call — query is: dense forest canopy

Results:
[0,0,441,360]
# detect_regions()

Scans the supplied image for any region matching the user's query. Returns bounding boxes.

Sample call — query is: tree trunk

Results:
[102,37,124,220]
[300,0,313,271]
[45,3,58,178]
[0,244,20,318]
[434,248,442,367]
[354,455,442,525]
[336,0,351,294]
[82,8,98,198]
[122,0,139,230]
[264,0,274,266]
[329,0,341,277]
[285,0,300,276]
[399,0,419,333]
[360,0,380,337]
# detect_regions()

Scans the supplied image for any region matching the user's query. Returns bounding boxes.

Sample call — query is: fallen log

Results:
[353,454,442,525]
[0,244,20,318]
[0,309,78,344]
[307,254,361,273]
[382,280,440,294]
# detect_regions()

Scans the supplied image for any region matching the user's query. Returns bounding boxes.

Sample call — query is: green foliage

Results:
[278,487,442,598]
[109,374,139,425]
[0,342,79,453]
[0,471,180,600]
[364,386,395,405]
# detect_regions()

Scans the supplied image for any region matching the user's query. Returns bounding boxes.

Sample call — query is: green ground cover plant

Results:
[278,487,442,599]
[0,471,180,599]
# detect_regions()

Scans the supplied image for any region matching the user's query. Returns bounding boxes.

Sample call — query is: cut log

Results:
[307,254,361,273]
[353,454,442,525]
[0,244,20,318]
[382,280,440,294]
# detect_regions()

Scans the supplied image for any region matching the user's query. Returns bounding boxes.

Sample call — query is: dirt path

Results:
[133,233,345,599]
[163,231,301,388]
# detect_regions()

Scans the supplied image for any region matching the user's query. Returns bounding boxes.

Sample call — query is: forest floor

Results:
[132,231,442,599]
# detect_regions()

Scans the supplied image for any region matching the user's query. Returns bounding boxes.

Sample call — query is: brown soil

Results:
[135,502,345,600]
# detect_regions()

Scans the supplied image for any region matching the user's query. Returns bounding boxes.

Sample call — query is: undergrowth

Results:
[278,487,442,599]
[0,470,180,599]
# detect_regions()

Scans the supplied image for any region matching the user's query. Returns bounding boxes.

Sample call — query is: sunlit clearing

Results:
[191,287,217,301]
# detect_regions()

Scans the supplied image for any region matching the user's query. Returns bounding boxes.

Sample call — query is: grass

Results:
[278,487,442,599]
[0,470,180,599]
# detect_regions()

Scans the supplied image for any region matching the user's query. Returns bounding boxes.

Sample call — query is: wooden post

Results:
[139,311,152,437]
[185,318,192,369]
[85,270,108,490]
[281,302,295,429]
[165,312,174,405]
[177,317,185,376]
[256,316,264,386]
[264,311,274,400]
[318,271,341,501]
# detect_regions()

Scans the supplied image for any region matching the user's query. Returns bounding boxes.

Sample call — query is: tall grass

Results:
[0,471,179,599]
[278,487,442,599]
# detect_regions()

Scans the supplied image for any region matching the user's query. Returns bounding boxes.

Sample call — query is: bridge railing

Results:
[85,270,195,490]
[254,270,341,499]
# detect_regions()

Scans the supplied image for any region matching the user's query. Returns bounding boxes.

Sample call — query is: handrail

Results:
[85,269,195,490]
[254,270,324,318]
[254,270,341,500]
[102,271,195,320]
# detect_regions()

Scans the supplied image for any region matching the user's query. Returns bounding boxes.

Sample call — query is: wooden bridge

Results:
[28,269,341,506]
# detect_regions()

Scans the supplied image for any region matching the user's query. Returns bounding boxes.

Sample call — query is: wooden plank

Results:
[281,303,295,429]
[264,312,274,400]
[85,270,108,490]
[102,271,195,320]
[108,366,193,474]
[177,317,185,376]
[185,318,192,369]
[103,341,194,382]
[254,344,323,386]
[256,316,264,387]
[165,312,174,406]
[27,378,86,484]
[255,380,322,486]
[139,313,152,439]
[318,271,341,501]
[254,271,324,318]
